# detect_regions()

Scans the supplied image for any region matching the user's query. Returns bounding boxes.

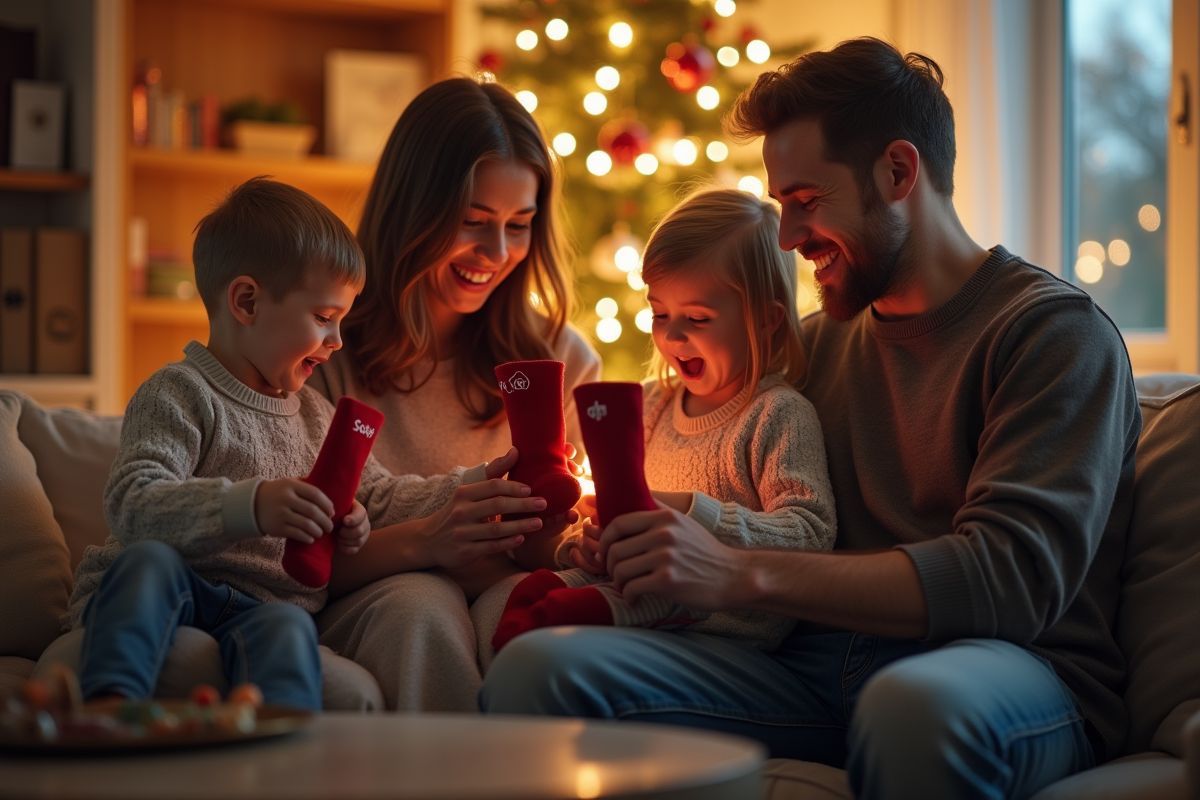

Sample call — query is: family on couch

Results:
[67,36,1140,800]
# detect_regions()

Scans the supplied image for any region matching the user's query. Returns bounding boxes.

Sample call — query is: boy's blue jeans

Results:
[480,627,1097,800]
[79,539,322,711]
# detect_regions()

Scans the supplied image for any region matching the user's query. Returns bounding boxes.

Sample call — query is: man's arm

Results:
[598,507,929,638]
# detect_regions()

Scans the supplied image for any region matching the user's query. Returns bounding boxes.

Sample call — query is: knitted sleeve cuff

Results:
[896,537,978,641]
[462,463,489,485]
[223,477,263,540]
[688,491,722,534]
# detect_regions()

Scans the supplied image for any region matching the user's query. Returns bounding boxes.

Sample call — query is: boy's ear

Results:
[227,276,261,326]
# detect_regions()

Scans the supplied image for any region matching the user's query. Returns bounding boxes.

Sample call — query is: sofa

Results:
[3,374,1199,799]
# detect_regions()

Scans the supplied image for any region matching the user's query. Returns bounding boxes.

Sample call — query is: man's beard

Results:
[817,188,913,322]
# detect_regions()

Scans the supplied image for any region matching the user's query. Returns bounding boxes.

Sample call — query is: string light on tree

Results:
[515,90,537,112]
[635,308,654,332]
[714,0,737,17]
[596,297,619,319]
[673,138,698,165]
[596,317,623,343]
[635,153,659,175]
[706,141,729,161]
[595,66,620,90]
[615,246,641,273]
[696,86,720,110]
[609,22,633,48]
[583,92,608,115]
[717,46,740,67]
[516,29,538,50]
[552,132,577,156]
[587,150,613,176]
[627,270,646,291]
[545,18,568,41]
[746,39,771,64]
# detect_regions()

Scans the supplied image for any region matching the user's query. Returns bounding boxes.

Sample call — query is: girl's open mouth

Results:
[678,356,705,380]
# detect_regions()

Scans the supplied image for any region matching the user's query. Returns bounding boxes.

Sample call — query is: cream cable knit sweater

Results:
[641,373,837,650]
[67,342,485,629]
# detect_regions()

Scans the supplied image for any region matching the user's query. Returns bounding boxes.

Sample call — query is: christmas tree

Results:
[480,0,814,380]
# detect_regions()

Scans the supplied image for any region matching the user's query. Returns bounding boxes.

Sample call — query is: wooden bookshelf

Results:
[121,0,452,401]
[0,169,91,192]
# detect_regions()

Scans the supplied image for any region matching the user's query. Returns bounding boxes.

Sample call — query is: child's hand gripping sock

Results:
[282,396,384,588]
[494,360,581,522]
[491,382,663,652]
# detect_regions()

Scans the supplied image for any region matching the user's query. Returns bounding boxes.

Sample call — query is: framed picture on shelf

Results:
[325,49,425,163]
[10,80,65,171]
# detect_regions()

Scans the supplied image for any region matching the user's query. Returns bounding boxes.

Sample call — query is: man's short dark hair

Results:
[193,176,365,314]
[726,37,956,196]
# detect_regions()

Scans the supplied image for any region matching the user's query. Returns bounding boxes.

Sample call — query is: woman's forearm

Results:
[327,520,435,599]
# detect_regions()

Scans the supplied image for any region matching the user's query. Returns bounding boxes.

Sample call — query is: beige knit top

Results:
[644,373,837,650]
[309,325,602,477]
[67,342,485,629]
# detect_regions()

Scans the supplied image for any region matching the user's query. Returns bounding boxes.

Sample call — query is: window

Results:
[1065,0,1199,373]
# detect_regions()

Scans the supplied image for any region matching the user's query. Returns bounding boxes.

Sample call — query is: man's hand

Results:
[569,517,606,574]
[255,478,334,543]
[337,500,370,555]
[599,503,749,611]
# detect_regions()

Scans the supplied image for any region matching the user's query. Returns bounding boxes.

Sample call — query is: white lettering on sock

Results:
[510,371,531,391]
[353,419,376,438]
[587,401,607,421]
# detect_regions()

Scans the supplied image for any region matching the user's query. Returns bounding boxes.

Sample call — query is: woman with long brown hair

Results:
[310,76,600,712]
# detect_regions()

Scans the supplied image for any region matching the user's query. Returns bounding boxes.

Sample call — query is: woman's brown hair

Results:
[344,76,572,425]
[641,186,806,408]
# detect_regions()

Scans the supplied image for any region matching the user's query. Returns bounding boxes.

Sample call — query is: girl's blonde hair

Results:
[641,186,805,406]
[343,76,572,426]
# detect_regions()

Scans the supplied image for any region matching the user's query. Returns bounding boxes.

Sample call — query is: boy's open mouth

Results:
[678,356,705,380]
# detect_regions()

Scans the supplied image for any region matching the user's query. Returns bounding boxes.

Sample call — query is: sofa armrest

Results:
[1185,710,1200,799]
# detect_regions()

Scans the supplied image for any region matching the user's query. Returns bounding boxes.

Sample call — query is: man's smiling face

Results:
[764,117,911,321]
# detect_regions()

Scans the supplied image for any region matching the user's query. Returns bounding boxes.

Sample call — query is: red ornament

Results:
[740,25,759,44]
[598,118,651,166]
[661,41,716,92]
[700,16,716,33]
[479,50,505,73]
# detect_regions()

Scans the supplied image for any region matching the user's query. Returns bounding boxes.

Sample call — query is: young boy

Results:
[67,177,487,711]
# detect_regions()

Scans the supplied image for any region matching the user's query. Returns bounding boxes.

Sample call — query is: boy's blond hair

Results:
[193,176,365,315]
[641,186,806,405]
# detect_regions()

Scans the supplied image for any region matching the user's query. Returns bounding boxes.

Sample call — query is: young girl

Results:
[492,187,836,653]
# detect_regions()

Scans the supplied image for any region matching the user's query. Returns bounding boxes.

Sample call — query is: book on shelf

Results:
[34,228,88,374]
[0,228,34,373]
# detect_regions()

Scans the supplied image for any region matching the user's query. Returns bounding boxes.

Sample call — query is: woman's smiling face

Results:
[426,159,539,319]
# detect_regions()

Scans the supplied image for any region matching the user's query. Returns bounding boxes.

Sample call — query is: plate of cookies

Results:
[0,664,312,753]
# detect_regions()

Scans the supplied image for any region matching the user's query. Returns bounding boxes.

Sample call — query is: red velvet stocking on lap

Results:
[282,397,384,588]
[572,382,656,528]
[491,569,568,651]
[495,360,581,521]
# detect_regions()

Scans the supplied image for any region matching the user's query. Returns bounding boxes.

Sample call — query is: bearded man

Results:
[481,37,1139,800]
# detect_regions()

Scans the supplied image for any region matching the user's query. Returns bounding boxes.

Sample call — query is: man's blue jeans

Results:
[480,627,1097,799]
[79,540,322,711]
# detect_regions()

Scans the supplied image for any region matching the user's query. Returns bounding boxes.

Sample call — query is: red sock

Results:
[572,382,656,528]
[492,581,614,652]
[492,569,567,651]
[495,360,581,521]
[282,396,384,588]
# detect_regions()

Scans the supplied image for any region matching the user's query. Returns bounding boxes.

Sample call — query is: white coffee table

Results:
[0,713,765,799]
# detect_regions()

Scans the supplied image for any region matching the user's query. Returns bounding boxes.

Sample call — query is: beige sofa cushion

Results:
[0,392,73,660]
[1118,375,1200,757]
[1028,753,1186,800]
[14,393,122,570]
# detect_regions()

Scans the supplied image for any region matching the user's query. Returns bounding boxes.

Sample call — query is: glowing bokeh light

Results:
[515,90,537,112]
[738,175,764,197]
[595,66,620,90]
[1138,204,1161,231]
[1108,239,1131,266]
[1077,240,1105,263]
[746,39,771,64]
[673,138,698,165]
[634,153,659,175]
[583,92,608,115]
[596,317,623,343]
[627,271,646,291]
[706,141,729,162]
[609,22,633,48]
[696,86,720,110]
[545,18,568,41]
[586,150,613,176]
[714,0,737,17]
[635,308,654,332]
[516,30,538,51]
[595,297,619,319]
[1075,255,1103,284]
[552,132,576,156]
[717,46,740,67]
[615,246,641,272]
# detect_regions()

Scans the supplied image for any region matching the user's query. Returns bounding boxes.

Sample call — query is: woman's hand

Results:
[412,447,547,569]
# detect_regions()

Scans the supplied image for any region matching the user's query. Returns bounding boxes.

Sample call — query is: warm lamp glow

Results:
[595,297,619,319]
[1108,239,1131,266]
[714,0,737,17]
[673,138,698,165]
[1075,255,1103,284]
[738,175,764,197]
[1138,204,1161,231]
[615,246,641,272]
[1077,240,1105,263]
